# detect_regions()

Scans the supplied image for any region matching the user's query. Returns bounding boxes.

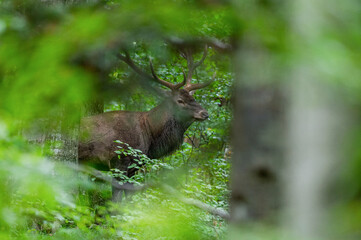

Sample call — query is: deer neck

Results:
[146,102,193,159]
[148,102,192,133]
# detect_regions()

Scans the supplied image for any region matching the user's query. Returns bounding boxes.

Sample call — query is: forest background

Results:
[0,0,360,240]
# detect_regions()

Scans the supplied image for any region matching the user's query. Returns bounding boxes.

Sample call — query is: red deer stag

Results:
[78,46,214,201]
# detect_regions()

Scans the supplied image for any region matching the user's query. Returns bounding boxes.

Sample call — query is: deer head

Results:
[118,45,215,122]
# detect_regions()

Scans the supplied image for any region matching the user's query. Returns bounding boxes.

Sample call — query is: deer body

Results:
[79,90,203,172]
[78,46,214,201]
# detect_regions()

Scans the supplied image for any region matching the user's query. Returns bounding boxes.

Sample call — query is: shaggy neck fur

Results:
[146,102,193,159]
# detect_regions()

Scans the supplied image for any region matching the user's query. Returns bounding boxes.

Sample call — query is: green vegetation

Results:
[0,1,232,239]
[0,0,360,239]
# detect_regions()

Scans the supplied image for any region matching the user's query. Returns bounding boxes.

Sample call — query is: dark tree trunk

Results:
[230,41,285,223]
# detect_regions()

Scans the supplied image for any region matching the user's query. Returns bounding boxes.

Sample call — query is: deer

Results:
[78,46,215,201]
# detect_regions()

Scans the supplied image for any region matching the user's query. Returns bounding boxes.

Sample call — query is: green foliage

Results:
[112,140,174,184]
[0,122,229,239]
[0,0,360,239]
[0,0,234,238]
[0,130,87,239]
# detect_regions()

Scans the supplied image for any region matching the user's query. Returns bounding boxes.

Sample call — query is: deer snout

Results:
[195,110,209,121]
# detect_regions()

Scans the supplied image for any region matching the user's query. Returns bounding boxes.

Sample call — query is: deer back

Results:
[78,111,150,168]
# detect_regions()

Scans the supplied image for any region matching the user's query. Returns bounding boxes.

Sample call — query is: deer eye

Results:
[177,99,185,104]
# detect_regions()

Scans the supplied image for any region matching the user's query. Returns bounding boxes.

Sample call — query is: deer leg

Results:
[110,156,130,202]
[110,156,141,201]
[111,177,123,202]
[122,166,138,199]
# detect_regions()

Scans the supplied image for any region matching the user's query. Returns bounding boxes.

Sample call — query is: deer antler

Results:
[117,51,150,80]
[181,45,214,92]
[149,59,186,90]
[186,72,216,92]
[118,46,214,92]
[118,51,185,91]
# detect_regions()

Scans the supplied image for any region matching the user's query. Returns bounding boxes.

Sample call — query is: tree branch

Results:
[67,163,230,220]
[161,184,230,220]
[167,36,232,53]
[66,163,146,191]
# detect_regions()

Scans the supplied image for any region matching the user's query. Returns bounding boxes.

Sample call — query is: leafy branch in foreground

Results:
[112,140,174,184]
[69,162,230,220]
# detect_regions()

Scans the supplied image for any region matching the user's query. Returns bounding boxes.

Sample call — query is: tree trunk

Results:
[284,0,347,238]
[230,41,285,223]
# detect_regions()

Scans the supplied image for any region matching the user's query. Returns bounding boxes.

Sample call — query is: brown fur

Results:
[78,89,208,178]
